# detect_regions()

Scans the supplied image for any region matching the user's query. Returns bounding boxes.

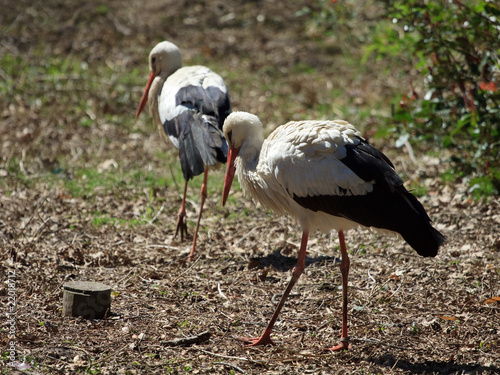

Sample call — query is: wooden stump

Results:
[63,281,111,319]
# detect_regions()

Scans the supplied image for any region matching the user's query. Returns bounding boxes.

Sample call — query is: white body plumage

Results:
[233,118,376,233]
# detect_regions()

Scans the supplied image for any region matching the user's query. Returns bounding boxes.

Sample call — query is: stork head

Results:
[136,41,183,119]
[222,111,264,206]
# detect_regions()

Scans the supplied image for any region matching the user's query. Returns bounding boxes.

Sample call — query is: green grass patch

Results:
[406,183,427,198]
[62,166,178,198]
[91,213,142,228]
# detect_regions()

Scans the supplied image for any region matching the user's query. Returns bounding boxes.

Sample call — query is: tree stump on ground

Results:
[63,281,111,319]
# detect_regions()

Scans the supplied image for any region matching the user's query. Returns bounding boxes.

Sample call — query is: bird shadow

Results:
[368,354,499,374]
[248,249,338,272]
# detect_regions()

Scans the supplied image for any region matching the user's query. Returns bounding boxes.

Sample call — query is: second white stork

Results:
[136,41,231,260]
[222,111,445,351]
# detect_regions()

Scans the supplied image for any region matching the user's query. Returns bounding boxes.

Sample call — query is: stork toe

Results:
[174,209,188,241]
[236,335,275,347]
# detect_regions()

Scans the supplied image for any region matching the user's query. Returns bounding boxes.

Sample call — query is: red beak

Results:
[136,71,156,119]
[222,146,239,206]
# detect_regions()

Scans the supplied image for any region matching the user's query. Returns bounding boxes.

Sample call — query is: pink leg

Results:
[327,230,351,351]
[174,180,189,241]
[187,168,208,261]
[238,231,309,346]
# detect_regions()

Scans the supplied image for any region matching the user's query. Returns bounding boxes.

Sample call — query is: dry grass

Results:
[1,0,499,374]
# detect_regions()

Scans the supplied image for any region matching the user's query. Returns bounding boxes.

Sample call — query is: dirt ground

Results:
[1,0,499,374]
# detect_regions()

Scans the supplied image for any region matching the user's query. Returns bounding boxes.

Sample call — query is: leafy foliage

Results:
[372,0,500,197]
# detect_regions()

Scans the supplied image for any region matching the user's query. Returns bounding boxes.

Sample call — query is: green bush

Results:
[372,0,500,197]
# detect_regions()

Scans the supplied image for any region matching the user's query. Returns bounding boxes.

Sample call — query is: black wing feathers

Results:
[293,138,445,257]
[163,84,230,180]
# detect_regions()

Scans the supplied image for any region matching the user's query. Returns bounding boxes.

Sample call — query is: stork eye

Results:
[151,57,156,65]
[226,130,233,145]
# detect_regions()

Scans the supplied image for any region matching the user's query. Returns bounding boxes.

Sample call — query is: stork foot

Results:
[236,335,275,347]
[327,339,350,352]
[174,209,188,241]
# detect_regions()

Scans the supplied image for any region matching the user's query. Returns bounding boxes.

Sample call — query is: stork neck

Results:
[235,135,264,183]
[148,74,168,127]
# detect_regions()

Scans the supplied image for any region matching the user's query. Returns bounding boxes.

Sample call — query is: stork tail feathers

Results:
[293,187,445,258]
[396,190,446,257]
[178,131,205,181]
[176,113,227,181]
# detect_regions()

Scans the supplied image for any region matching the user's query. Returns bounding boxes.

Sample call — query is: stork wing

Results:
[265,120,443,257]
[264,121,387,199]
[157,66,230,179]
[159,66,231,142]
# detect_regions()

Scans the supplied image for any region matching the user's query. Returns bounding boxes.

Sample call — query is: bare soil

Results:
[1,0,499,374]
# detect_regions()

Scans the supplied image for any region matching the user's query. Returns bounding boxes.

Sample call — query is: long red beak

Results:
[136,71,156,119]
[222,146,239,206]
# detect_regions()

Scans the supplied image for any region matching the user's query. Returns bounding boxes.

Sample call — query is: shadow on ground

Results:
[369,354,499,375]
[249,249,339,272]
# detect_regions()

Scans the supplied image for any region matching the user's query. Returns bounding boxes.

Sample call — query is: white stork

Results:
[222,111,445,351]
[136,41,231,260]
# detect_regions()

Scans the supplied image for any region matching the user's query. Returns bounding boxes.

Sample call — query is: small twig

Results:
[218,282,229,300]
[147,205,165,225]
[367,269,376,284]
[186,198,200,214]
[276,346,336,358]
[404,140,418,165]
[17,194,49,240]
[194,348,265,365]
[116,269,135,286]
[218,310,236,321]
[214,361,247,374]
[271,292,300,305]
[161,331,211,347]
[388,281,403,299]
[170,257,200,284]
[32,217,51,239]
[71,147,83,162]
[145,244,180,250]
[232,225,266,248]
[391,358,400,371]
[138,275,153,283]
[93,343,130,365]
[3,147,15,169]
[65,346,92,368]
[168,164,180,190]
